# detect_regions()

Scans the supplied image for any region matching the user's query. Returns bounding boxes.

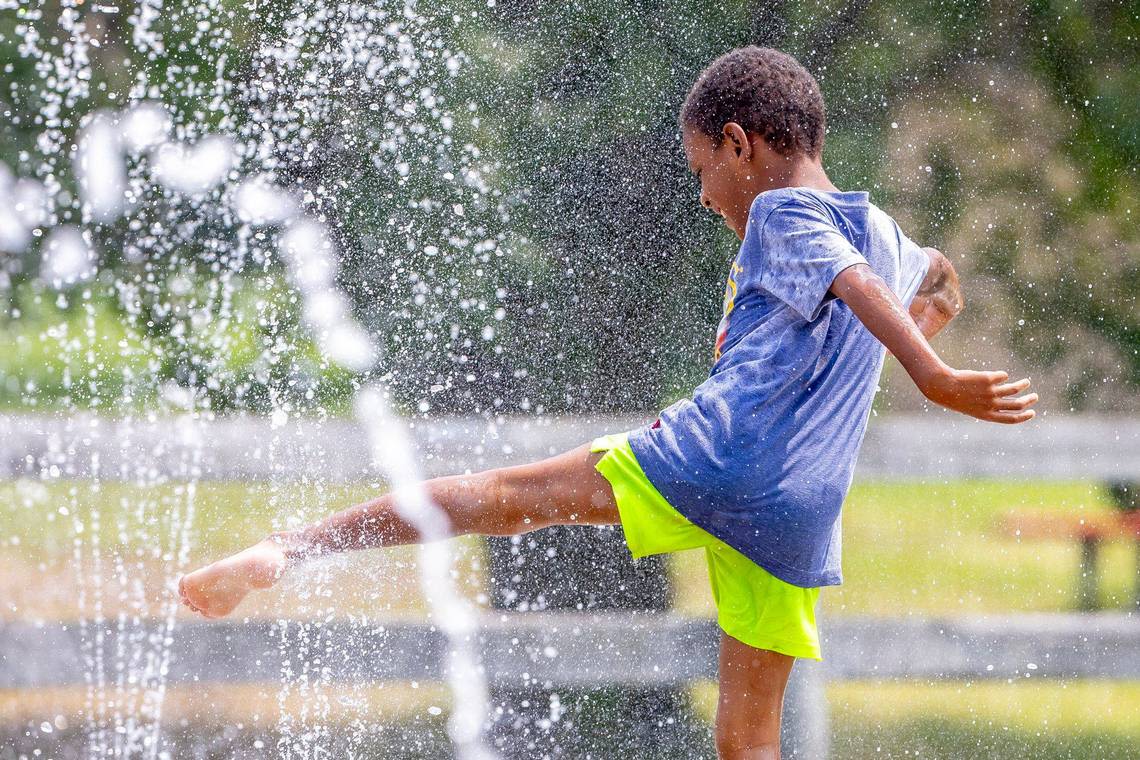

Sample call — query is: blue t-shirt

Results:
[627,187,930,587]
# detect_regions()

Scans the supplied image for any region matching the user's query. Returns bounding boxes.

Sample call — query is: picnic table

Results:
[1000,482,1140,610]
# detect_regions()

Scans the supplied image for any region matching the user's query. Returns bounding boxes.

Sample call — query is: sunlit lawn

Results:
[0,479,486,622]
[9,679,1140,760]
[673,479,1134,616]
[826,680,1140,759]
[3,477,1132,618]
[691,679,1140,760]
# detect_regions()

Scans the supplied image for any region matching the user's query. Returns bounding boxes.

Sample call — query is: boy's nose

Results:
[701,195,722,217]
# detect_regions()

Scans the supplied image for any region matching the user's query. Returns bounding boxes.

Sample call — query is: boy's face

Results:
[682,122,779,241]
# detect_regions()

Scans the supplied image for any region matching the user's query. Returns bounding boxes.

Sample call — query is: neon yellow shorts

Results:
[590,431,822,660]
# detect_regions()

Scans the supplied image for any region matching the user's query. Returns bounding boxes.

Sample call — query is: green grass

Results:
[688,679,1140,759]
[0,478,375,558]
[827,680,1140,760]
[0,478,489,622]
[3,477,1135,614]
[674,479,1135,616]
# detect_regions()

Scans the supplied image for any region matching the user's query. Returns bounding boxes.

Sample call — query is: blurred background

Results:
[0,0,1137,758]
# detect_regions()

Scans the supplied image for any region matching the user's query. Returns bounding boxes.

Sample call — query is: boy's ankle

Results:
[267,530,321,566]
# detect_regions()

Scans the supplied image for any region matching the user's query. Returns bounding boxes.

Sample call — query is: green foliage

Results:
[0,0,1135,414]
[0,278,356,414]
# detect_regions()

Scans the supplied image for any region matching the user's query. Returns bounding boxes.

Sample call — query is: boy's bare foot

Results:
[178,535,294,618]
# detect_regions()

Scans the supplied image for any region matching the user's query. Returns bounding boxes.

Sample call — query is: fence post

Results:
[484,526,712,756]
[1078,536,1100,611]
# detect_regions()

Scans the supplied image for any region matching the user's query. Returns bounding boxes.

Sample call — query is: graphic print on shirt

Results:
[714,259,744,361]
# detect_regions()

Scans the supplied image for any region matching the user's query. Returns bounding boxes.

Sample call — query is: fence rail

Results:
[4,612,1137,758]
[3,413,1138,481]
[4,612,1138,689]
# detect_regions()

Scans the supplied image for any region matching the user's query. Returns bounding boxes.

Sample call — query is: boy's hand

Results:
[917,367,1037,424]
[909,248,963,340]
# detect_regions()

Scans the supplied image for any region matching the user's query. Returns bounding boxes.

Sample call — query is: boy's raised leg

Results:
[715,632,795,760]
[178,442,619,618]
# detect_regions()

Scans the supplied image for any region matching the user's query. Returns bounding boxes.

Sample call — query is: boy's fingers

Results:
[986,370,1010,384]
[986,409,1036,424]
[995,393,1038,410]
[993,378,1031,396]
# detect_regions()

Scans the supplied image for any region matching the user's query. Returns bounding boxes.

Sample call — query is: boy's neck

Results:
[761,153,839,194]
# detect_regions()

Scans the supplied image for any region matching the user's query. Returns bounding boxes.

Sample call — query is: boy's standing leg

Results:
[716,634,795,760]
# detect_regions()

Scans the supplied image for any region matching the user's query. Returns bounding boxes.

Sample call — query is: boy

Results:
[179,47,1036,759]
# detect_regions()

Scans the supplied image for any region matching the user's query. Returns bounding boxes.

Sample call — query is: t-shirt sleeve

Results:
[756,199,870,322]
[895,227,932,307]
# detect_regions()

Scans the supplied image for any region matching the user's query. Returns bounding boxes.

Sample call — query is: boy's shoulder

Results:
[747,186,870,214]
[745,187,873,243]
[748,186,818,217]
[749,185,871,220]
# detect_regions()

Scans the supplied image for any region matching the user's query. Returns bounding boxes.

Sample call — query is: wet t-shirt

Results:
[627,188,930,587]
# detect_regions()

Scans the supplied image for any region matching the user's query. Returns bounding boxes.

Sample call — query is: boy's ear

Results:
[722,122,752,162]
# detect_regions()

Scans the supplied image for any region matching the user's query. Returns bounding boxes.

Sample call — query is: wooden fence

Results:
[3,612,1139,757]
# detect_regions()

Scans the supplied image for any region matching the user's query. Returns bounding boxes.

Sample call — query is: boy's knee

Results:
[715,719,781,760]
[715,688,783,760]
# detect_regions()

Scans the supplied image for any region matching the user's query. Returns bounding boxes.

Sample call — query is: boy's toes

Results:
[177,576,202,613]
[179,572,209,610]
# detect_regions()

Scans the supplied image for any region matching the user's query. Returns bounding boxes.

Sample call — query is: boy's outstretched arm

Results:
[830,263,1038,424]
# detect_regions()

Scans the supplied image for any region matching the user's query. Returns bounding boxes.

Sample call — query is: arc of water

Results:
[12,6,502,748]
[273,197,498,759]
[355,389,495,756]
[8,92,256,756]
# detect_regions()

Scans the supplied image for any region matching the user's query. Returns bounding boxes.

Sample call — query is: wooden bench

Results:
[999,509,1140,610]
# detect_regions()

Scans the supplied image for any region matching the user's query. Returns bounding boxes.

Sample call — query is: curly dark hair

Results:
[681,47,826,158]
